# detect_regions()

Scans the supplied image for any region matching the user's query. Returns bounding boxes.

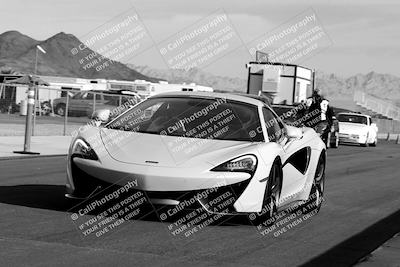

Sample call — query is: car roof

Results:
[86,89,139,95]
[271,104,301,109]
[337,112,370,118]
[151,91,266,107]
[233,93,272,106]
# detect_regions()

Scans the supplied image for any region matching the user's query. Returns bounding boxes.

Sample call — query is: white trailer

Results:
[247,61,314,105]
[124,80,213,98]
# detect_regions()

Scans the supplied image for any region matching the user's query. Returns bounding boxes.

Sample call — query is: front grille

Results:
[70,157,252,214]
[145,178,251,213]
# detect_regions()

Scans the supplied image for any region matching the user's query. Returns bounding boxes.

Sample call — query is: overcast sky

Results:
[1,0,399,79]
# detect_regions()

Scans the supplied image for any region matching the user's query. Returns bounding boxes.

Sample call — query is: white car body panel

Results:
[66,92,326,215]
[338,113,378,145]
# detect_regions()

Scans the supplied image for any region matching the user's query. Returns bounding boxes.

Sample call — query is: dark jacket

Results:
[305,96,333,128]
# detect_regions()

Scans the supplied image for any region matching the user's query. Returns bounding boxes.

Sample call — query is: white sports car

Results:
[337,112,378,147]
[66,92,326,220]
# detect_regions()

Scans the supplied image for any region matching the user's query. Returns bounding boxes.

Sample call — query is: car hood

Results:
[99,128,257,167]
[339,122,368,134]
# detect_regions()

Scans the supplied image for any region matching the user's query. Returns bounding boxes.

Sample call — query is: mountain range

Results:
[0,31,155,81]
[129,64,247,93]
[1,31,399,106]
[130,64,400,105]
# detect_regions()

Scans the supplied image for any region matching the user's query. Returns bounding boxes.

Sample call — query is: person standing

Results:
[304,89,334,145]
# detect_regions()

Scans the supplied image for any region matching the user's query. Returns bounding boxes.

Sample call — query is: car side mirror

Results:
[286,125,303,139]
[91,109,111,126]
[371,123,378,130]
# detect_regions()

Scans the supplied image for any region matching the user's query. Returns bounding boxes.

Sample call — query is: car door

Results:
[74,91,98,115]
[68,92,85,114]
[262,107,311,204]
[67,91,90,114]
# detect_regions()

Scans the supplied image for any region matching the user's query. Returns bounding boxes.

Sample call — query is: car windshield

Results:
[272,106,293,118]
[71,92,84,99]
[337,114,368,125]
[104,96,138,107]
[272,105,301,125]
[107,97,264,142]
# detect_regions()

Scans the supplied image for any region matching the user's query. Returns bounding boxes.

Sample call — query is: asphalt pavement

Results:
[0,141,399,266]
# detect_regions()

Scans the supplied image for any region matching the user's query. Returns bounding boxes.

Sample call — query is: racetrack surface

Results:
[0,141,399,266]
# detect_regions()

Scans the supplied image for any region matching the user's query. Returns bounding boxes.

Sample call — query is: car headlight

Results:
[71,138,98,160]
[211,155,257,174]
[358,132,368,139]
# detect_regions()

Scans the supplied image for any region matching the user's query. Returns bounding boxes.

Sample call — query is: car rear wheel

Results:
[307,153,325,212]
[55,103,66,116]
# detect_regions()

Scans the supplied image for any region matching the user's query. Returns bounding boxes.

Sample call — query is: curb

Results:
[355,232,400,266]
[0,154,67,161]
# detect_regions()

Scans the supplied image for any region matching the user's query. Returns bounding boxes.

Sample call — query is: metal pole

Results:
[32,85,37,136]
[312,70,316,91]
[33,48,38,136]
[35,48,38,75]
[24,84,34,150]
[64,92,69,136]
[14,77,39,154]
[93,92,96,115]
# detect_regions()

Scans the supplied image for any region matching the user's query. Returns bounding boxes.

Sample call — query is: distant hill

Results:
[0,31,38,59]
[315,71,400,100]
[2,30,397,106]
[0,31,157,81]
[129,64,400,105]
[129,64,247,93]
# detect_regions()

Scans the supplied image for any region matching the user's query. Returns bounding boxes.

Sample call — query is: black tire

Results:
[55,103,66,116]
[306,152,325,213]
[261,159,283,225]
[329,132,339,148]
[370,137,377,147]
[361,134,370,147]
[326,132,331,148]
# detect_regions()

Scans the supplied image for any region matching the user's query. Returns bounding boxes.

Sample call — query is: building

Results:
[247,62,314,105]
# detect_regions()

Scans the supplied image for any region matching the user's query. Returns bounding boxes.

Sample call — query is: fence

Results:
[2,84,399,137]
[352,90,400,134]
[0,83,141,136]
[354,90,400,121]
[374,118,400,134]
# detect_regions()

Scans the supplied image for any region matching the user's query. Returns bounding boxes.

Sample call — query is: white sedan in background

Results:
[337,112,378,147]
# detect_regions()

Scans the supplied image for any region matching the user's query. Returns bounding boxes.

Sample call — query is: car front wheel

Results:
[370,137,377,147]
[306,153,325,212]
[360,142,368,147]
[261,159,282,225]
[55,103,66,116]
[328,132,339,148]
